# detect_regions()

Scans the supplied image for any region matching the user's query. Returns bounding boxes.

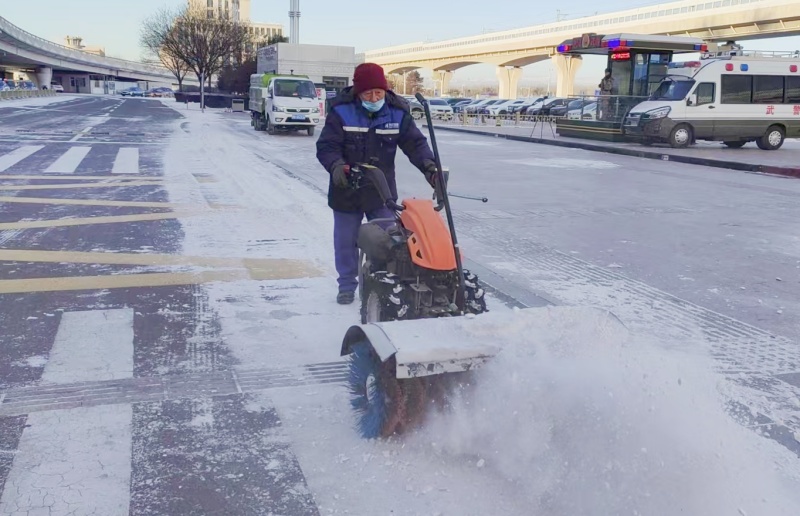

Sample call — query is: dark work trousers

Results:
[333,206,394,293]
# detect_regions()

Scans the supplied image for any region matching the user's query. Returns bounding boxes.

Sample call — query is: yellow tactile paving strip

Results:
[0,196,184,209]
[0,211,204,230]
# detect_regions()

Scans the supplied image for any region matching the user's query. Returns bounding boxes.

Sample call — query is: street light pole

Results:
[200,72,205,112]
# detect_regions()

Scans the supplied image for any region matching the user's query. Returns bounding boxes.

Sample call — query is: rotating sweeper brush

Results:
[340,93,626,439]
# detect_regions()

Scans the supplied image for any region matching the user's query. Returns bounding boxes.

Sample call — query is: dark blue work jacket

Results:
[316,88,434,213]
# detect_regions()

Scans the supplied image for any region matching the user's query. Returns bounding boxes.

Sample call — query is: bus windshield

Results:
[650,78,695,101]
[274,79,317,98]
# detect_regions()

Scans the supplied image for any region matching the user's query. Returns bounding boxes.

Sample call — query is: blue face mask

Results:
[362,98,385,113]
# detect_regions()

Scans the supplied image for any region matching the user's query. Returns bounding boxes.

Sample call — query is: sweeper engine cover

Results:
[357,222,394,266]
[343,305,629,438]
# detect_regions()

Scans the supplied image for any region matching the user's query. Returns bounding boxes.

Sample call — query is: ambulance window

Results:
[753,75,784,104]
[696,83,715,105]
[785,76,800,103]
[721,75,752,104]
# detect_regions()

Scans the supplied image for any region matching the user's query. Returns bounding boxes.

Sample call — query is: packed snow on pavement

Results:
[154,102,800,515]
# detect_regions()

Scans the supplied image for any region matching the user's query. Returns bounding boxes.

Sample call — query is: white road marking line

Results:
[0,145,45,172]
[69,126,93,142]
[43,146,92,174]
[43,308,135,384]
[112,147,140,175]
[0,308,135,515]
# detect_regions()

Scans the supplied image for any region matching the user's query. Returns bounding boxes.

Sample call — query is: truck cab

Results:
[250,74,321,136]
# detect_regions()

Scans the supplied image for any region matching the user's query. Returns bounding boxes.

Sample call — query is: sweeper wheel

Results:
[463,270,488,315]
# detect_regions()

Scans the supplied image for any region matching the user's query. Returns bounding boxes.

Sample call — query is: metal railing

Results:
[0,89,59,100]
[0,16,176,81]
[432,94,651,127]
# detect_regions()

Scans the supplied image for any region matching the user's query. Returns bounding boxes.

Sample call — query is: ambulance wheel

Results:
[668,124,692,148]
[463,270,488,315]
[348,343,406,438]
[757,125,784,150]
[266,117,276,135]
[361,271,412,324]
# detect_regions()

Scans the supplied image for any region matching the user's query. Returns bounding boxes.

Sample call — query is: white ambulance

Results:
[623,50,800,150]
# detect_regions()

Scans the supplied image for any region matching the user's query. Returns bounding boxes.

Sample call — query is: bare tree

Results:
[140,5,253,92]
[172,6,253,88]
[140,7,190,91]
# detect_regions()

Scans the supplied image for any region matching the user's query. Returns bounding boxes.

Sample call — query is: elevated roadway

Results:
[0,16,197,89]
[362,0,800,98]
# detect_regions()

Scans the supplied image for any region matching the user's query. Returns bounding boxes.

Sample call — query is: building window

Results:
[207,0,213,6]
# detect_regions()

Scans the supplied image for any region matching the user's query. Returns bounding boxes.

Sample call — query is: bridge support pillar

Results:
[496,66,522,99]
[552,54,582,97]
[435,70,453,96]
[34,66,53,90]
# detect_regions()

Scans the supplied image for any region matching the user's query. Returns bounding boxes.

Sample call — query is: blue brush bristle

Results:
[348,342,388,439]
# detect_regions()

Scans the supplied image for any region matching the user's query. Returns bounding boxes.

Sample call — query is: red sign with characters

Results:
[794,105,800,116]
[766,105,775,115]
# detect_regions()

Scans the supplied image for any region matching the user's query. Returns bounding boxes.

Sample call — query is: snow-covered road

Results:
[163,106,800,514]
[1,96,800,515]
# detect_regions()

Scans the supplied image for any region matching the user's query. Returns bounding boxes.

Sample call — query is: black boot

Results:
[337,291,355,305]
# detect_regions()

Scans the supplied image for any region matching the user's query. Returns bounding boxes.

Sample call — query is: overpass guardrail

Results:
[0,89,59,101]
[0,16,178,82]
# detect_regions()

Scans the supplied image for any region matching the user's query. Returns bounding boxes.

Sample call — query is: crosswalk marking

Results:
[43,146,92,174]
[112,147,139,174]
[0,309,134,516]
[0,145,45,172]
[43,309,135,384]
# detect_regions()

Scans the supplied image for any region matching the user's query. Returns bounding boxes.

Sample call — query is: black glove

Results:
[422,160,438,188]
[331,163,349,188]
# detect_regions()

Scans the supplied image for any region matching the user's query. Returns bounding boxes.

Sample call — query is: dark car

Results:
[548,98,590,117]
[453,99,479,113]
[444,97,470,107]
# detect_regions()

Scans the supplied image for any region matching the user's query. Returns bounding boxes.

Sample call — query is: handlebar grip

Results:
[387,200,405,211]
[415,92,426,103]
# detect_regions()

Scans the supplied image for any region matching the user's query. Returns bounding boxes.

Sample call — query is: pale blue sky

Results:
[3,1,800,89]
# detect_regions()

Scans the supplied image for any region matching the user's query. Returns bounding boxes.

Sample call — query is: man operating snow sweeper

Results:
[316,62,440,305]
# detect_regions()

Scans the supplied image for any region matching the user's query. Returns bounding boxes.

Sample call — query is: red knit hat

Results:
[352,63,389,94]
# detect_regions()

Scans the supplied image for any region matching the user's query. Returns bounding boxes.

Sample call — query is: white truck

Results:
[623,50,800,150]
[249,73,322,136]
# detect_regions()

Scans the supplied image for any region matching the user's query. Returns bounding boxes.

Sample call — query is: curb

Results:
[424,124,800,179]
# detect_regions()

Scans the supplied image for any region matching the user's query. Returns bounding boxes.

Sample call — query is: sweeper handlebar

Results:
[349,164,405,212]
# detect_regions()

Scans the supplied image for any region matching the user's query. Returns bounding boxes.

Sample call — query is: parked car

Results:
[428,98,454,119]
[444,97,470,107]
[471,99,504,114]
[50,82,64,92]
[524,97,570,116]
[146,87,174,97]
[453,99,480,113]
[487,99,534,116]
[400,96,425,120]
[508,97,544,114]
[548,98,590,118]
[567,101,597,120]
[121,87,145,97]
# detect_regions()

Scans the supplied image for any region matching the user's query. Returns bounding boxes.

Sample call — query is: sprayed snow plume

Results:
[413,307,800,515]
